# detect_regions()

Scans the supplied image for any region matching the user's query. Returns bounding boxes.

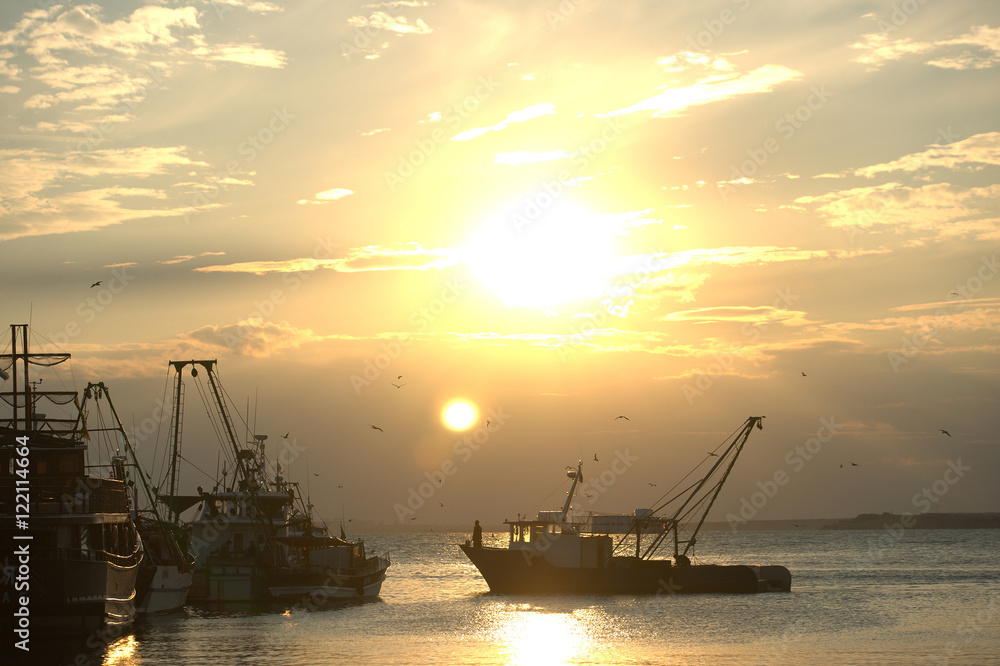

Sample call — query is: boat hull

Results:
[266,555,391,603]
[135,565,192,614]
[460,544,791,594]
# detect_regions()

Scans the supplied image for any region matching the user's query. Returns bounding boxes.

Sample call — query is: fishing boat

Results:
[81,381,193,614]
[0,324,143,634]
[156,359,390,604]
[460,416,791,594]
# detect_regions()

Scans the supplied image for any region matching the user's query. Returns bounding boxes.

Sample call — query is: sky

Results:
[2,0,999,530]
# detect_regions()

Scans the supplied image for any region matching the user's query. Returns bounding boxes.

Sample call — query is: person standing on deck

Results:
[473,520,483,548]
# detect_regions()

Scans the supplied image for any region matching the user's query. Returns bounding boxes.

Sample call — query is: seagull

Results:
[801,372,807,377]
[486,419,492,428]
[282,432,289,438]
[615,415,629,421]
[585,493,594,498]
[397,375,403,379]
[90,281,102,288]
[437,501,445,507]
[409,516,417,521]
[391,382,406,388]
[593,454,599,462]
[707,452,718,457]
[850,462,860,466]
[369,424,383,432]
[337,485,343,488]
[648,482,657,487]
[940,429,951,437]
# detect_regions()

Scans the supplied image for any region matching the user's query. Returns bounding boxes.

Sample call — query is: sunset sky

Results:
[2,0,998,529]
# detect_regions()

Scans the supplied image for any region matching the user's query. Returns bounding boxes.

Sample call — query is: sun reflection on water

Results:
[103,634,138,664]
[475,604,602,666]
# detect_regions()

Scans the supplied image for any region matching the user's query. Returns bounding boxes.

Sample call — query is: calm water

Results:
[9,529,1000,665]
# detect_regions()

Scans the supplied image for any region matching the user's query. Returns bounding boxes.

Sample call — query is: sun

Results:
[463,199,622,310]
[442,399,478,431]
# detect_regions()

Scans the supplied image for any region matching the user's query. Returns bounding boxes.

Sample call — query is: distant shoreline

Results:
[346,512,1000,534]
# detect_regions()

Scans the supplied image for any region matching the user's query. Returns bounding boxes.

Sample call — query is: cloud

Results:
[597,63,801,118]
[663,306,812,326]
[347,11,432,35]
[194,243,461,275]
[795,182,1000,238]
[844,132,1000,179]
[451,103,556,141]
[157,251,227,265]
[177,321,324,358]
[852,25,1000,71]
[297,188,354,204]
[190,43,287,69]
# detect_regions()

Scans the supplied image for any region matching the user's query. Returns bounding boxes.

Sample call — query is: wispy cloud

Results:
[195,243,461,275]
[597,61,801,118]
[451,103,556,141]
[852,25,1000,71]
[297,188,354,205]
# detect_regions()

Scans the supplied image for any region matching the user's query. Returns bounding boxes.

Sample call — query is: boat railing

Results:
[0,476,130,514]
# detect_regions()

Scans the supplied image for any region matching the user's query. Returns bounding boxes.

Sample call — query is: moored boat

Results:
[460,416,791,594]
[157,359,389,604]
[0,324,143,635]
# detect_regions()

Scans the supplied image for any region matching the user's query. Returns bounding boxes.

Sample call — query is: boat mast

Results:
[640,416,763,560]
[84,382,167,524]
[559,461,583,524]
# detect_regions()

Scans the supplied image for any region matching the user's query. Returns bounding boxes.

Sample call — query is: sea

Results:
[8,528,1000,665]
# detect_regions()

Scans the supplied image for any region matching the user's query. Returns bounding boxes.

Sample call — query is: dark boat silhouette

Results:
[461,416,791,594]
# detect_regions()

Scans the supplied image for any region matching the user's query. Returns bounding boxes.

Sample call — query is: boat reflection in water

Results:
[461,416,791,595]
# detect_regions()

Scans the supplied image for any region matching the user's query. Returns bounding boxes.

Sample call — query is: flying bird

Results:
[369,424,383,432]
[437,501,445,507]
[801,372,807,377]
[647,482,657,487]
[397,375,403,379]
[850,462,860,466]
[615,415,629,420]
[90,281,102,288]
[707,452,718,457]
[282,432,289,438]
[486,419,492,428]
[391,382,406,388]
[940,429,951,437]
[593,454,599,462]
[337,484,343,488]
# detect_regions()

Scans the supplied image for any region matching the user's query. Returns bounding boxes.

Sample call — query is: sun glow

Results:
[464,200,622,310]
[442,399,477,431]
